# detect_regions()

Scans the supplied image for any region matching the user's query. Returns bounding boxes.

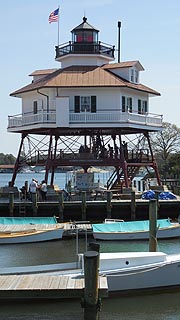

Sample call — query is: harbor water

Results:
[0,173,180,319]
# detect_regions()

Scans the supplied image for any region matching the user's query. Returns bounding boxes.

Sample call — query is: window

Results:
[127,97,132,113]
[122,96,132,112]
[33,101,38,114]
[142,101,148,114]
[74,96,96,113]
[81,96,90,112]
[130,69,134,82]
[135,70,138,83]
[138,100,148,114]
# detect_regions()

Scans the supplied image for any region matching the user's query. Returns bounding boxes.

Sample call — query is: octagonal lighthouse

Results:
[8,17,162,188]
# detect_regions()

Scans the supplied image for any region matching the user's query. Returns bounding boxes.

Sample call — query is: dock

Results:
[0,273,108,301]
[1,185,180,222]
[0,196,180,221]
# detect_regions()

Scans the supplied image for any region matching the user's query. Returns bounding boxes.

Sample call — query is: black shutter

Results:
[138,99,141,114]
[129,97,132,113]
[144,101,147,113]
[74,96,80,113]
[122,96,126,112]
[33,101,38,114]
[91,96,96,113]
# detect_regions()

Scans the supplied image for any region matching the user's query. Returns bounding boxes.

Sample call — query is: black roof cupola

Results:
[55,16,115,67]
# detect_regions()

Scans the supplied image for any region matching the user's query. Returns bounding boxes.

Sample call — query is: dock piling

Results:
[106,190,112,219]
[149,199,158,252]
[130,190,136,220]
[83,250,101,320]
[58,191,64,221]
[31,193,38,216]
[81,191,87,221]
[88,242,100,252]
[9,192,14,216]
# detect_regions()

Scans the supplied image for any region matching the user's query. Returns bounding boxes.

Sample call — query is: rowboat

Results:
[92,218,180,240]
[1,250,180,295]
[0,217,64,243]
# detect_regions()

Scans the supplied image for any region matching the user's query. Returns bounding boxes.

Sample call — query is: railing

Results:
[55,41,115,59]
[8,112,56,128]
[8,110,163,129]
[69,111,163,127]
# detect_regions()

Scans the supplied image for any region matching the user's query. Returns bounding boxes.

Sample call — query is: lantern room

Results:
[71,16,99,44]
[55,16,115,67]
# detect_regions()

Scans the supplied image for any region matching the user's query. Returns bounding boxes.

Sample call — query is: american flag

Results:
[49,8,59,23]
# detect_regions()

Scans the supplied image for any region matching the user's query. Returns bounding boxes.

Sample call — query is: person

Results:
[66,180,72,200]
[29,178,38,200]
[40,180,47,201]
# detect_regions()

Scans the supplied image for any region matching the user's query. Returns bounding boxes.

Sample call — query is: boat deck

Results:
[0,273,108,300]
[0,224,63,233]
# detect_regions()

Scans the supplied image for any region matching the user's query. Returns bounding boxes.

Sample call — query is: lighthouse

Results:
[8,17,162,189]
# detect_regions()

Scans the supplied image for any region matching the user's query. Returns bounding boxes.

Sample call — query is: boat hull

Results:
[93,224,180,240]
[106,257,180,293]
[0,228,64,244]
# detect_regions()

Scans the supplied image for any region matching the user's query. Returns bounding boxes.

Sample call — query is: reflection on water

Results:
[0,237,180,268]
[0,292,180,320]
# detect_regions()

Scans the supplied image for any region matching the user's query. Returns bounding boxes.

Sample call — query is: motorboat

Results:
[1,250,180,295]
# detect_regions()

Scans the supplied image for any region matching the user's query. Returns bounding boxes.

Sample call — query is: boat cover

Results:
[0,217,57,225]
[92,219,172,233]
[142,190,177,200]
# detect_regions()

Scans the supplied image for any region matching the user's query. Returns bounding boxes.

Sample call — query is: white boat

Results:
[0,217,64,243]
[1,250,180,295]
[92,218,180,240]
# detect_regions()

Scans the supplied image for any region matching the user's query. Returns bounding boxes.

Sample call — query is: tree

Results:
[0,153,16,165]
[150,122,180,179]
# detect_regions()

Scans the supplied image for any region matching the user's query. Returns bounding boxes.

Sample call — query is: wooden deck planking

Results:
[0,274,107,291]
[58,275,69,289]
[66,276,77,289]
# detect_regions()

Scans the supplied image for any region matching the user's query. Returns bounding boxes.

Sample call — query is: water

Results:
[0,171,110,190]
[0,237,180,319]
[0,173,180,319]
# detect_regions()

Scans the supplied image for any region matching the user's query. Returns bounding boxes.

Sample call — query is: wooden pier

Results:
[0,187,180,222]
[0,273,108,301]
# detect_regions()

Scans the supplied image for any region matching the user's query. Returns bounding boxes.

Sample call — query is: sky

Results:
[1,0,180,156]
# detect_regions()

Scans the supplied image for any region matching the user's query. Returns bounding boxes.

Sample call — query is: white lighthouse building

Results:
[8,17,162,188]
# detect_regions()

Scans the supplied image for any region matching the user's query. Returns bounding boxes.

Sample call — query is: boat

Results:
[0,217,64,243]
[1,250,180,295]
[92,218,180,240]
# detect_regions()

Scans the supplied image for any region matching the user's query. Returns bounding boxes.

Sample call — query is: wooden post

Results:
[130,190,136,220]
[83,251,101,320]
[155,191,160,218]
[24,180,28,200]
[9,192,14,216]
[58,191,64,222]
[81,191,87,221]
[106,190,112,219]
[88,242,100,252]
[149,199,158,252]
[31,193,38,216]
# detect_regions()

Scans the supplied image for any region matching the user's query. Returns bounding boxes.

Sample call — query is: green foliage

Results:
[0,153,16,165]
[150,122,180,179]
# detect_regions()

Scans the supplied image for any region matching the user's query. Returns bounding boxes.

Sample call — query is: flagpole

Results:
[57,5,60,47]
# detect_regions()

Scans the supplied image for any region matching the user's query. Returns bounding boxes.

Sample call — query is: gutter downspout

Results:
[37,90,49,114]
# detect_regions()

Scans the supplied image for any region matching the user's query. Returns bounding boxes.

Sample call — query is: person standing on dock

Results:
[40,180,47,201]
[29,178,38,200]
